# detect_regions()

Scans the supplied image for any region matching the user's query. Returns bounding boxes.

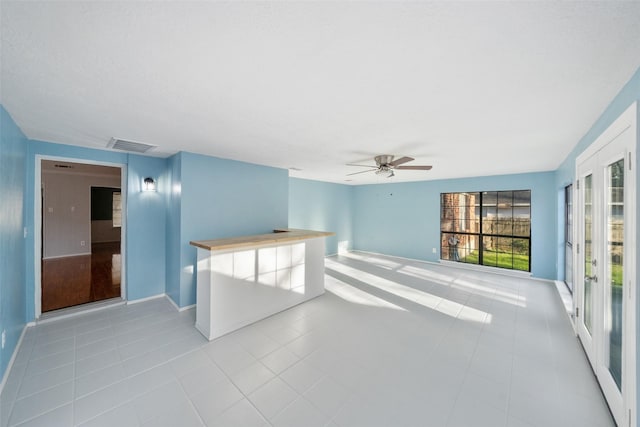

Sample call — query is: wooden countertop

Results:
[190,228,335,251]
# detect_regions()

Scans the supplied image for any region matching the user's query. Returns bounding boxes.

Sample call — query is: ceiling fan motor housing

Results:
[375,154,394,166]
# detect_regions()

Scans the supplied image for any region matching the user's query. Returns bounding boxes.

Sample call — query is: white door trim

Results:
[35,155,128,318]
[575,162,597,366]
[576,104,635,165]
[574,101,636,427]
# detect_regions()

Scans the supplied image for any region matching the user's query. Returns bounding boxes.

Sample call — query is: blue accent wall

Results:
[19,141,291,314]
[126,154,167,301]
[555,67,640,186]
[171,151,289,307]
[552,65,640,422]
[554,67,640,283]
[0,106,27,381]
[165,153,182,306]
[352,172,557,280]
[289,178,353,255]
[24,140,167,319]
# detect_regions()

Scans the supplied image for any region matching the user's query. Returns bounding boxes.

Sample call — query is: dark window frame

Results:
[91,186,122,228]
[440,190,531,272]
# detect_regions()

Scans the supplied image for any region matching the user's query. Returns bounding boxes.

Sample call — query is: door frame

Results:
[574,101,636,427]
[34,155,128,318]
[575,161,597,365]
[563,183,573,294]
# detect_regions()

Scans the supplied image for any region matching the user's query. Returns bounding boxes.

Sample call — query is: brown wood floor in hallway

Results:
[41,242,121,312]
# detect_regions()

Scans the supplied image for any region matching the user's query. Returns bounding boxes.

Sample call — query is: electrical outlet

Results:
[80,241,86,246]
[48,207,53,213]
[2,330,6,349]
[432,248,437,254]
[24,227,27,238]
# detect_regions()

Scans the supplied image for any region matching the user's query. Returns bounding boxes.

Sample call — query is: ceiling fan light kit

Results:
[347,155,432,178]
[375,167,394,178]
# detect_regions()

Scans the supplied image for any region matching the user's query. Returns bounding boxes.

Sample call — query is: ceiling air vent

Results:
[107,138,156,153]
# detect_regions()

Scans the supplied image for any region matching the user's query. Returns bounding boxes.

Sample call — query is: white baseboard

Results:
[119,293,194,312]
[126,293,166,305]
[165,295,195,312]
[554,280,576,332]
[0,324,29,395]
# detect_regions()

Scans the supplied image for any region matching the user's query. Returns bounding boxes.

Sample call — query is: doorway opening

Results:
[39,159,126,314]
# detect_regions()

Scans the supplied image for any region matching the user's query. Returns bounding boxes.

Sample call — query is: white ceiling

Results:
[2,2,640,185]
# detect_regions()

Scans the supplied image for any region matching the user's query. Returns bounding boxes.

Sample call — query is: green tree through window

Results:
[440,191,531,272]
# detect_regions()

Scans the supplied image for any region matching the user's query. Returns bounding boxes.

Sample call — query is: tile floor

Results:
[0,252,614,426]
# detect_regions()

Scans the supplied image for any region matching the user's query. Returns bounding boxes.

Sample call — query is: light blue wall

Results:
[289,178,353,255]
[556,67,640,187]
[24,140,167,319]
[126,154,167,300]
[20,141,291,312]
[0,106,28,380]
[551,66,640,425]
[173,151,289,307]
[554,67,640,282]
[165,153,182,306]
[353,172,557,280]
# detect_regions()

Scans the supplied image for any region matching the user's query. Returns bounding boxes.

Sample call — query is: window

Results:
[91,187,121,228]
[112,192,122,228]
[440,190,531,272]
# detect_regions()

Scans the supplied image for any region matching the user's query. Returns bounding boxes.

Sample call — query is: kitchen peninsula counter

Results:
[190,228,334,340]
[190,228,334,251]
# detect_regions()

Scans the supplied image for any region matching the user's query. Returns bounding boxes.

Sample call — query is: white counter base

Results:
[195,237,326,340]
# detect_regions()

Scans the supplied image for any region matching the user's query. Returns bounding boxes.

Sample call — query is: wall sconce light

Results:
[143,177,156,192]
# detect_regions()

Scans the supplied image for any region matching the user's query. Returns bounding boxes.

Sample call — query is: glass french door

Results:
[564,184,573,293]
[576,166,596,364]
[575,111,636,427]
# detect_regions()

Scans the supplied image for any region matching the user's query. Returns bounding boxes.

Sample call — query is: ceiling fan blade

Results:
[346,163,378,168]
[389,156,414,167]
[395,165,433,170]
[346,169,376,176]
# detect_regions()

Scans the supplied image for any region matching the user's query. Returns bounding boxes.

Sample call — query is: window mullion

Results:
[440,190,530,272]
[479,192,484,266]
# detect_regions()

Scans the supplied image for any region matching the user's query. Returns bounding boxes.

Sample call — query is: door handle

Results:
[586,275,598,283]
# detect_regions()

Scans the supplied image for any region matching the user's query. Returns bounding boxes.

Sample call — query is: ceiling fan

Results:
[347,155,432,177]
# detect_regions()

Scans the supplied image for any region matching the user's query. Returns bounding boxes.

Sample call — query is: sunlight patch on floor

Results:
[452,277,526,308]
[325,276,406,311]
[326,258,491,324]
[344,252,405,270]
[397,264,456,285]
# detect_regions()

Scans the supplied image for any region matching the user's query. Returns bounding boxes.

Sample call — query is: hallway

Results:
[41,243,121,313]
